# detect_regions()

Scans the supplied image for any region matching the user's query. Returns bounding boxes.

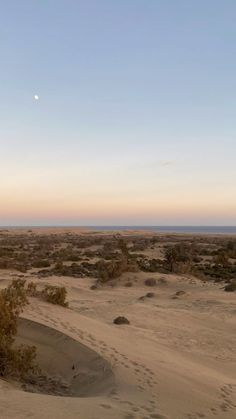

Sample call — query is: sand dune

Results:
[0,271,234,419]
[0,231,236,418]
[16,318,114,397]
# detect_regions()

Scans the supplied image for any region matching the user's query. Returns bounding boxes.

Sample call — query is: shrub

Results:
[214,252,229,267]
[32,259,50,268]
[146,292,155,298]
[164,244,193,272]
[113,316,130,325]
[0,280,38,379]
[124,281,133,287]
[144,278,157,287]
[41,285,68,307]
[26,282,38,297]
[138,257,165,273]
[224,281,236,292]
[97,258,127,283]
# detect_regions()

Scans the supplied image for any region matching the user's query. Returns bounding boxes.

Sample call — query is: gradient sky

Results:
[1,1,236,226]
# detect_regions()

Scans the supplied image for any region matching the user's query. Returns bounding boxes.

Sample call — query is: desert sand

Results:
[0,229,236,419]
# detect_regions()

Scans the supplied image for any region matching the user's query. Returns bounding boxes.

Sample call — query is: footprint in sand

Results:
[143,407,154,413]
[131,361,139,366]
[210,407,217,415]
[220,383,236,409]
[100,403,112,409]
[119,400,133,406]
[131,407,140,412]
[187,413,206,419]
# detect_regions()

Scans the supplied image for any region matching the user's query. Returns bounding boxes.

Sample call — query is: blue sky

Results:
[0,1,236,225]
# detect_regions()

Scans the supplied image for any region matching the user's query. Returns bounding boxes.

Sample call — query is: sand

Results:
[0,232,236,418]
[16,318,114,397]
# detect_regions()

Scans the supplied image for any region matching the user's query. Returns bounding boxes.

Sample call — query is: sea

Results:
[2,226,236,234]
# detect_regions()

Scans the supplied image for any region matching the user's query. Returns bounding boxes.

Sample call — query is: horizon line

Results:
[0,225,236,228]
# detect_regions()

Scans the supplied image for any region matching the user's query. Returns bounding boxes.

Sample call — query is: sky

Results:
[0,0,236,226]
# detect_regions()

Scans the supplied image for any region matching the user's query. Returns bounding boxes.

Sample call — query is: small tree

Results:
[164,244,192,272]
[164,246,178,272]
[214,251,229,268]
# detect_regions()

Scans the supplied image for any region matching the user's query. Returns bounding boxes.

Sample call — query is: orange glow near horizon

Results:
[1,194,235,225]
[1,151,236,225]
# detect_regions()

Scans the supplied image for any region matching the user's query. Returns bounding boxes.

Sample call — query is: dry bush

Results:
[32,259,51,268]
[41,285,68,307]
[144,278,157,287]
[164,243,194,273]
[0,280,38,379]
[26,282,38,297]
[97,258,127,283]
[26,281,69,307]
[146,292,155,298]
[137,257,165,273]
[113,316,130,325]
[97,238,138,284]
[224,281,236,292]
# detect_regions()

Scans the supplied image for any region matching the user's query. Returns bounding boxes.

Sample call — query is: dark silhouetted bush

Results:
[146,292,155,298]
[224,281,236,292]
[113,316,130,325]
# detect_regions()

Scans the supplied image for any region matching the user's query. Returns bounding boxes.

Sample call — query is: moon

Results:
[34,95,39,101]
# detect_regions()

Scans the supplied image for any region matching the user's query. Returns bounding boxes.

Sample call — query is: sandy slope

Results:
[16,318,114,397]
[0,270,236,419]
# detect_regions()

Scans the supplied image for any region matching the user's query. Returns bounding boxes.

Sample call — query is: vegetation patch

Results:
[0,280,38,379]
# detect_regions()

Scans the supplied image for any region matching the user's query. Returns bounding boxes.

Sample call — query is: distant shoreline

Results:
[0,226,236,234]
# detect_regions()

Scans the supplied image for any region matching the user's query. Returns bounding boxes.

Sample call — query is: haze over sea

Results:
[2,226,236,234]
